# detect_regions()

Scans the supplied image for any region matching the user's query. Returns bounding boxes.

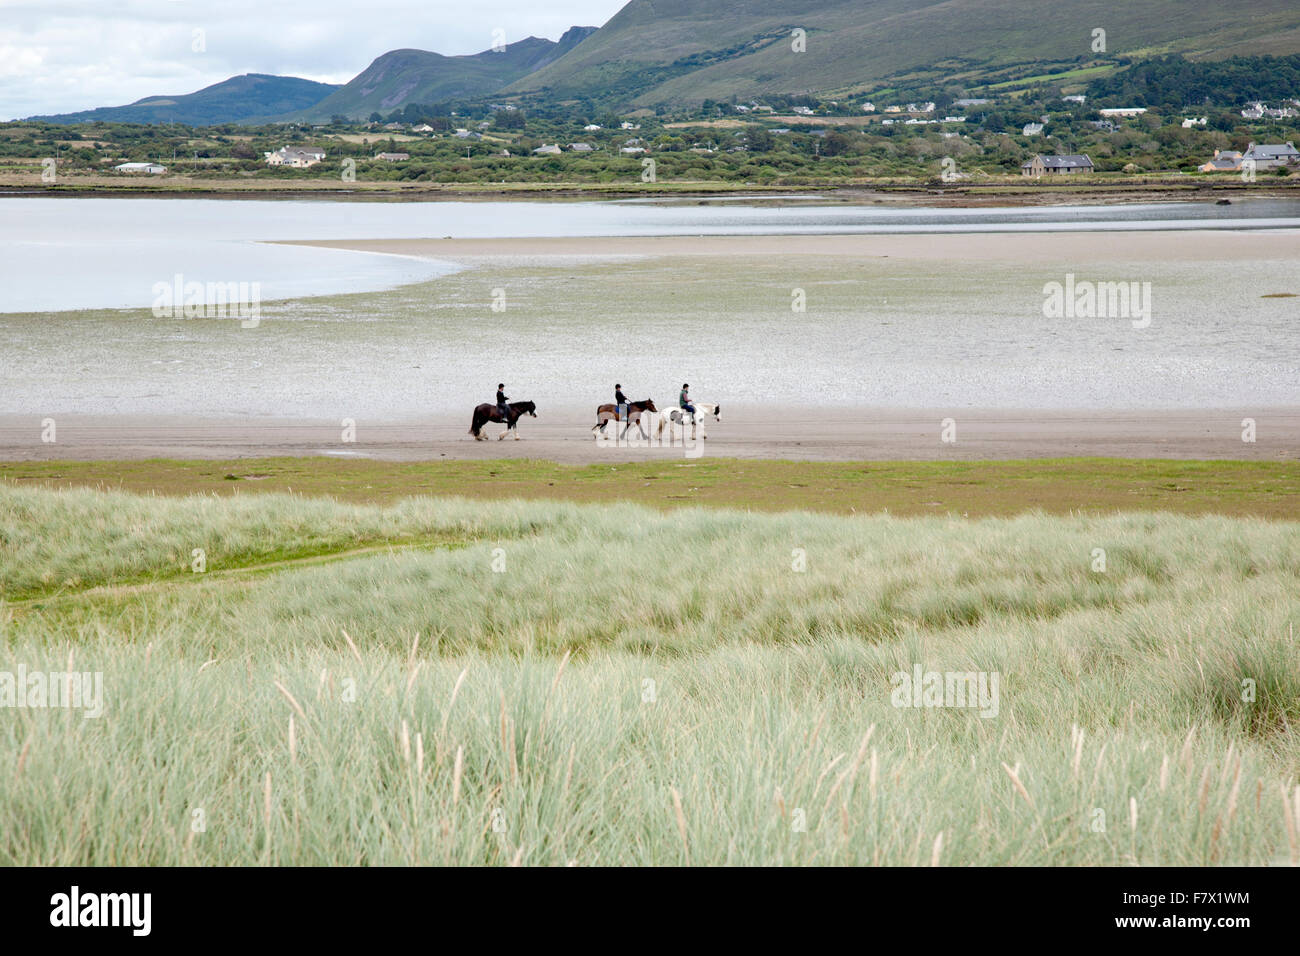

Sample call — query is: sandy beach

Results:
[7,228,1297,463]
[4,407,1296,462]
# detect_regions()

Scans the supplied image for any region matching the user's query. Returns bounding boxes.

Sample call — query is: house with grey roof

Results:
[1021,154,1094,177]
[1241,142,1299,169]
[1199,149,1243,172]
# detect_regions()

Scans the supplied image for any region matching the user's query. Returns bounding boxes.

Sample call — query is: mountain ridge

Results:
[24,2,1300,124]
[505,0,1300,106]
[286,27,598,120]
[29,74,341,126]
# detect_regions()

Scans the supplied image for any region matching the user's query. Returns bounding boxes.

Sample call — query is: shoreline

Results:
[4,180,1298,207]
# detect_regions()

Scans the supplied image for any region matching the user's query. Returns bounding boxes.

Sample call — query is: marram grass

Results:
[0,485,1297,865]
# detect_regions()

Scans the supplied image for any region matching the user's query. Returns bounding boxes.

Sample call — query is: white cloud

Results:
[1,0,625,120]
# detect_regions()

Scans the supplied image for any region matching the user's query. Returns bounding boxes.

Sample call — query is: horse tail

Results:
[469,409,481,437]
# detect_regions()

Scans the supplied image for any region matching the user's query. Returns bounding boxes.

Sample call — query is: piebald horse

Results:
[592,399,658,440]
[470,400,537,440]
[657,403,721,441]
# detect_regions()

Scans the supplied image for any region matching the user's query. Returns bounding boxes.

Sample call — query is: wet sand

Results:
[280,229,1300,265]
[3,407,1295,463]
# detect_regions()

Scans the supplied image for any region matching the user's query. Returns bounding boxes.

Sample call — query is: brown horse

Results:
[470,400,536,440]
[592,399,658,440]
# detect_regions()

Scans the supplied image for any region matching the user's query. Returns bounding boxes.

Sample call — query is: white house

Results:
[1022,123,1044,137]
[1182,117,1207,128]
[568,143,594,152]
[114,162,166,174]
[1242,103,1298,119]
[1099,108,1147,117]
[265,146,325,168]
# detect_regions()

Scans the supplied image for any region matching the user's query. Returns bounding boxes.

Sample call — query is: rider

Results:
[614,383,629,421]
[679,383,695,416]
[496,383,511,422]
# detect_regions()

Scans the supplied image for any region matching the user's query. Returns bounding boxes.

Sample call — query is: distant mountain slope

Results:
[30,74,340,125]
[290,27,598,120]
[505,0,1300,105]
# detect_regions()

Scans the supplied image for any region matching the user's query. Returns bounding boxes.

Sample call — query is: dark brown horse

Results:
[592,399,658,439]
[470,400,536,440]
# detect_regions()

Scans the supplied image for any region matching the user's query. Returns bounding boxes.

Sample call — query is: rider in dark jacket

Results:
[496,384,510,422]
[679,384,695,415]
[614,384,628,420]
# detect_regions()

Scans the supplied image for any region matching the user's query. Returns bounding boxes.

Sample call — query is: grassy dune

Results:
[1,484,1298,865]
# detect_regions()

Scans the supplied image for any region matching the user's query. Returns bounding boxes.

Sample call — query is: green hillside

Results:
[30,74,340,126]
[292,27,597,120]
[505,0,1300,105]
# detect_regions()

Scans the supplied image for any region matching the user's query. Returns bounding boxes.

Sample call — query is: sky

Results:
[0,0,629,120]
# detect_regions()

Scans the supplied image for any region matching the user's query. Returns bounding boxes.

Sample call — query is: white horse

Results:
[656,403,721,442]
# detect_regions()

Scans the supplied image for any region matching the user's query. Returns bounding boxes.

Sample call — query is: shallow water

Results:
[3,195,1300,314]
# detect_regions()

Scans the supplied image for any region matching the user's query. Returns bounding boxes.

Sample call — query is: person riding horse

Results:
[470,396,536,439]
[679,383,695,417]
[496,384,511,424]
[615,384,629,422]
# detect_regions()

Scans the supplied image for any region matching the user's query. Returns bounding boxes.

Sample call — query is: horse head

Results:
[644,399,658,413]
[517,401,538,418]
